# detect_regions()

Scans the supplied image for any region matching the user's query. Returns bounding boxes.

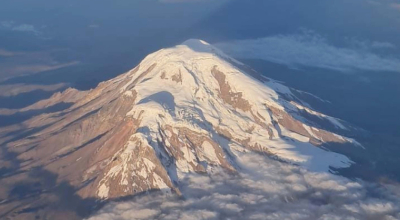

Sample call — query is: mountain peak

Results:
[182,39,211,48]
[5,41,359,201]
[180,39,223,55]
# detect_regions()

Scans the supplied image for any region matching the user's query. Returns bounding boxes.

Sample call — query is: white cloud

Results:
[370,41,396,49]
[215,31,400,72]
[0,21,40,35]
[87,151,400,220]
[345,37,397,50]
[12,24,36,32]
[0,21,14,28]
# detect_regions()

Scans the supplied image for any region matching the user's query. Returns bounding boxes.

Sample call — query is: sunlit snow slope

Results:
[4,39,360,200]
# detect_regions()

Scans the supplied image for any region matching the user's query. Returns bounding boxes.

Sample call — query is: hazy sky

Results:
[1,0,399,84]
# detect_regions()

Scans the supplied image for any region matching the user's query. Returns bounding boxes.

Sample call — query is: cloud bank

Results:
[87,151,400,220]
[215,31,400,72]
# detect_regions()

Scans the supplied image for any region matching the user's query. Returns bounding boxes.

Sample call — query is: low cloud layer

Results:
[215,31,400,72]
[0,48,79,82]
[87,151,400,220]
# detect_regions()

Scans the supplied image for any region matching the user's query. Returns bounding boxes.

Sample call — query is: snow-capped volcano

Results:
[4,39,359,201]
